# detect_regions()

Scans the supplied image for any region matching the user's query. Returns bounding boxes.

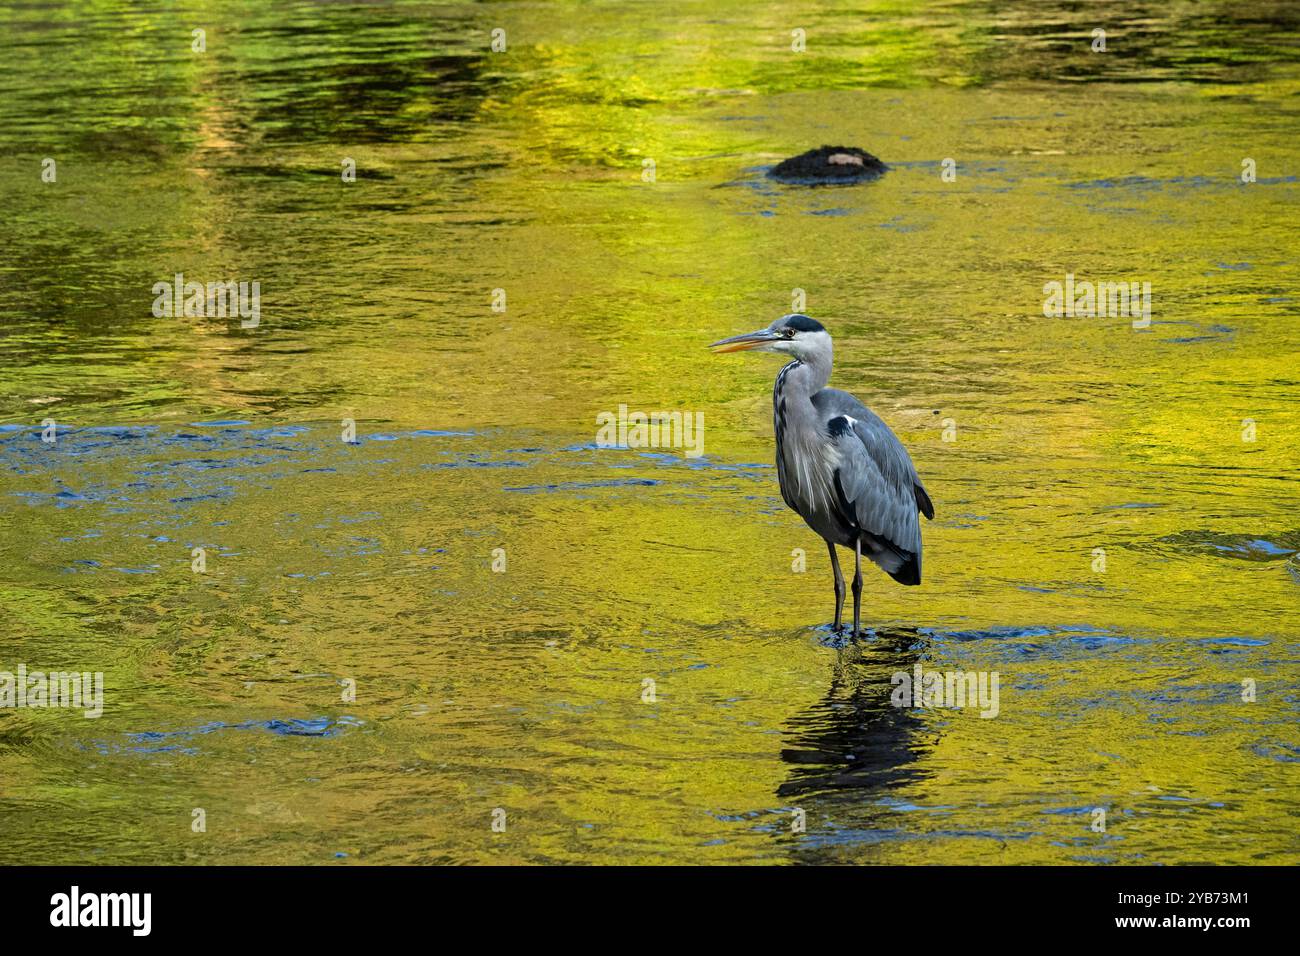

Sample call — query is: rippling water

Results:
[1,1,1297,864]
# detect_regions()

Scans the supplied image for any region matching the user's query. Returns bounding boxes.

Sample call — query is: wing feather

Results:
[833,422,921,557]
[813,389,932,585]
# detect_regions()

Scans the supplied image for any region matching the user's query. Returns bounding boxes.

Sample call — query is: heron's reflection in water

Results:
[779,628,933,800]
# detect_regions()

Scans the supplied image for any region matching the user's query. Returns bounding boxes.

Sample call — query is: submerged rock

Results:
[768,145,887,185]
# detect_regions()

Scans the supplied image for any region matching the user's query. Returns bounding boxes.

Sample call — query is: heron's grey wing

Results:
[814,390,930,584]
[814,389,934,519]
[830,420,921,550]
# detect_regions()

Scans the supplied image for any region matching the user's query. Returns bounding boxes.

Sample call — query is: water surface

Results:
[0,0,1297,864]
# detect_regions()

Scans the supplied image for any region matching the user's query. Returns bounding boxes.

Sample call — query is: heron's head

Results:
[709,314,831,361]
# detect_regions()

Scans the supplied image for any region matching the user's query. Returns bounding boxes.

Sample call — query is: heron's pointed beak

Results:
[708,329,778,353]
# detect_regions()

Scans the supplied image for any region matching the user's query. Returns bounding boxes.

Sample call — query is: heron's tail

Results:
[887,555,921,586]
[861,532,922,586]
[914,483,934,520]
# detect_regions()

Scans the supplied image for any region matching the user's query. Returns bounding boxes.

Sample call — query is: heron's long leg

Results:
[851,538,864,638]
[826,541,845,631]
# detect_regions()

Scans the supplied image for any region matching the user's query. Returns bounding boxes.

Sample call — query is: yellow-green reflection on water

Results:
[0,1,1297,864]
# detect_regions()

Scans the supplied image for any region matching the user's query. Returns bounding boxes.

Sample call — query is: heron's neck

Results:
[775,351,832,404]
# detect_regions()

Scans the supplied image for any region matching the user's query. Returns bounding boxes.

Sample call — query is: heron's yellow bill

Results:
[709,330,776,352]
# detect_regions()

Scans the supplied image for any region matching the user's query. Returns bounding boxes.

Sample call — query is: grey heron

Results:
[710,314,934,636]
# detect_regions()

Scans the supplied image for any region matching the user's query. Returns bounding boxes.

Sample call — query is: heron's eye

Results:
[781,328,796,339]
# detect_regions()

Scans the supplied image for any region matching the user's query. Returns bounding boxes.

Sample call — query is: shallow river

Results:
[1,1,1297,863]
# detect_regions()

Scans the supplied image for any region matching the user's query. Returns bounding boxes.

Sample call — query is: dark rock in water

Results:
[768,145,887,185]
